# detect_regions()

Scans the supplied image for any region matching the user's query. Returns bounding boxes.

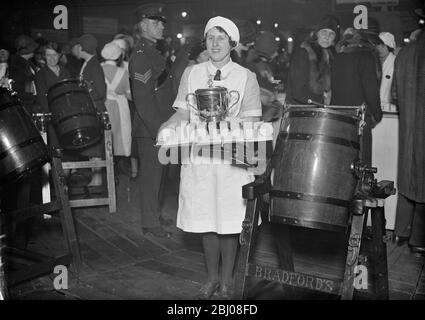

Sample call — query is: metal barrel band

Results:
[279,132,360,150]
[47,78,86,91]
[0,101,17,112]
[53,112,100,126]
[47,89,88,105]
[0,135,45,161]
[287,110,359,125]
[269,190,351,208]
[0,156,50,188]
[269,215,347,232]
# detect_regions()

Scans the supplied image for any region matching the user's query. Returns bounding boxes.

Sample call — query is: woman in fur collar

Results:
[286,15,340,106]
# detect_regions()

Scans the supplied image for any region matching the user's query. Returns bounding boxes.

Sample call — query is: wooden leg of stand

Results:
[341,200,366,300]
[234,198,260,300]
[273,224,294,271]
[104,130,116,213]
[371,206,389,299]
[51,155,82,272]
[270,223,297,298]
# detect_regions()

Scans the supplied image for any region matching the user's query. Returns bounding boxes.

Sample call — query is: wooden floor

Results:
[6,169,425,300]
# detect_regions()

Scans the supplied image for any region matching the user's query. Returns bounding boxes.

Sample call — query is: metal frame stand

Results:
[233,181,390,300]
[37,113,116,213]
[2,148,81,292]
[62,127,116,213]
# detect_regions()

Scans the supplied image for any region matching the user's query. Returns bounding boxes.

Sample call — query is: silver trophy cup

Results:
[186,86,240,122]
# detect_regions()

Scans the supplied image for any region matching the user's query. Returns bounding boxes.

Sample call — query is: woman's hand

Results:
[158,120,178,135]
[157,120,182,143]
[157,108,190,142]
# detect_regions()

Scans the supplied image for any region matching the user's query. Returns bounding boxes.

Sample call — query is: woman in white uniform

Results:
[101,42,132,157]
[376,32,397,112]
[159,16,262,299]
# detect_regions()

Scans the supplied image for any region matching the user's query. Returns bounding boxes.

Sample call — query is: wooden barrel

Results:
[270,107,361,232]
[47,79,102,150]
[0,88,49,188]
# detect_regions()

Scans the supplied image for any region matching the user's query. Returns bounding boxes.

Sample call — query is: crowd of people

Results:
[1,2,424,300]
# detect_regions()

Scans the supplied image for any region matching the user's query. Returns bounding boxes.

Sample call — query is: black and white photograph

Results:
[0,0,424,309]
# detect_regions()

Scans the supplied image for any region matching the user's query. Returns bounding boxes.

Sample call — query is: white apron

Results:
[103,63,132,156]
[176,61,256,234]
[380,53,396,112]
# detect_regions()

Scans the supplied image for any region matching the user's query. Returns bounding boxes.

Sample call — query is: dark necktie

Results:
[214,69,221,81]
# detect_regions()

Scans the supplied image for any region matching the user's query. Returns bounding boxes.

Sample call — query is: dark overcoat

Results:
[394,31,425,202]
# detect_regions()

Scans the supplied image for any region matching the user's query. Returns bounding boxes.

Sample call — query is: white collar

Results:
[103,60,117,66]
[207,59,234,80]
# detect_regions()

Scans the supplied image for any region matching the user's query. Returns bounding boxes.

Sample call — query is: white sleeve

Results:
[172,66,193,110]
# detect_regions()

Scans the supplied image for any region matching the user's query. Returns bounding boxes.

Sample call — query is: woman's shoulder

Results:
[241,65,257,80]
[188,61,206,72]
[181,64,196,78]
[231,60,253,74]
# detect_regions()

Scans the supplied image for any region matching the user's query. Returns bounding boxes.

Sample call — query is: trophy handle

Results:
[228,90,240,111]
[185,93,200,114]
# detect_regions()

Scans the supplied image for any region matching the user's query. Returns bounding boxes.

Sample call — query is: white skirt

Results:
[176,163,255,234]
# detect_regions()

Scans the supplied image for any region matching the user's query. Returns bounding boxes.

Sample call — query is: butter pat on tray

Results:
[156,121,273,146]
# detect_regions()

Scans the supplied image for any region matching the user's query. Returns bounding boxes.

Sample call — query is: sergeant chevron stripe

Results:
[134,69,152,84]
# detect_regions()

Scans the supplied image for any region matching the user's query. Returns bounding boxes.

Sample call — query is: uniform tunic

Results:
[129,38,174,140]
[173,60,262,234]
[129,37,175,228]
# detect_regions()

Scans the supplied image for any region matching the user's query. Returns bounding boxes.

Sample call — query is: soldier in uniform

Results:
[129,3,175,238]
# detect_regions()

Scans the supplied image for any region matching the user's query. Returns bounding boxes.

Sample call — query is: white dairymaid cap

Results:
[112,39,127,51]
[379,32,396,49]
[101,42,123,60]
[204,16,240,45]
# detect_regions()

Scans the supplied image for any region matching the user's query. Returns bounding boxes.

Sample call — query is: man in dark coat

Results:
[331,30,383,165]
[74,34,106,114]
[71,34,107,185]
[8,35,40,114]
[245,31,282,123]
[64,38,83,78]
[129,3,175,238]
[393,27,425,255]
[73,34,106,157]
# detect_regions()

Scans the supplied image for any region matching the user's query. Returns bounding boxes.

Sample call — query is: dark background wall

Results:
[1,0,423,51]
